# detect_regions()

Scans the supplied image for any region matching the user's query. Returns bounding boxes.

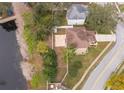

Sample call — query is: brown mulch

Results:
[54,47,67,82]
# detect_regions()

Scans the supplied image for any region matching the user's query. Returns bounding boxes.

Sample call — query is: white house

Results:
[66,4,88,25]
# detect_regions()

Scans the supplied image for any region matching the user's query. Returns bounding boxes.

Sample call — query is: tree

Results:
[85,3,117,34]
[25,2,38,8]
[64,46,76,63]
[36,41,49,54]
[42,48,57,82]
[32,3,54,40]
[32,3,67,40]
[106,74,124,90]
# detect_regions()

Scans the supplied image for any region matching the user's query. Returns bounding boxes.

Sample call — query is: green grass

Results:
[30,72,47,89]
[63,42,110,89]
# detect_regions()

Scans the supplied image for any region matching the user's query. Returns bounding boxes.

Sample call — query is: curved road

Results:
[82,22,124,90]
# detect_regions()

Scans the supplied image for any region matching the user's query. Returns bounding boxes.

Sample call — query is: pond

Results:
[0,21,27,89]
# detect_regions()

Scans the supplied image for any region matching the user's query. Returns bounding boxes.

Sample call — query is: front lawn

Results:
[63,42,110,89]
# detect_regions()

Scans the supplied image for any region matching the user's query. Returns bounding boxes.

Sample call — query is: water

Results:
[0,21,27,89]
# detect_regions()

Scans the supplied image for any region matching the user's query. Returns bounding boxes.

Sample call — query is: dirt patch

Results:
[28,54,43,72]
[54,47,67,82]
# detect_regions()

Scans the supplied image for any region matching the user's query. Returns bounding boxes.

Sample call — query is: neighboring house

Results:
[117,2,124,5]
[54,27,97,55]
[66,4,88,25]
[95,2,109,6]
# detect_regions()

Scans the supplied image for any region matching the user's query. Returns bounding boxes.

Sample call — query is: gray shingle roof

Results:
[67,4,88,19]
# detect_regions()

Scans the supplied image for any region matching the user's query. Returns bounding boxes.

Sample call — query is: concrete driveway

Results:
[82,22,124,90]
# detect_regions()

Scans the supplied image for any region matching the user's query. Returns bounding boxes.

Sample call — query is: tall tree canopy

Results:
[106,74,124,90]
[32,3,67,40]
[85,3,117,34]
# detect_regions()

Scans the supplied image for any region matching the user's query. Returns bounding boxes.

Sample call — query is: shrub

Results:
[43,48,57,67]
[23,12,37,54]
[43,66,57,82]
[23,26,36,54]
[36,41,49,54]
[64,46,76,63]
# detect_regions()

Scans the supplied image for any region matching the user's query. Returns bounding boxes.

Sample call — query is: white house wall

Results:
[95,34,116,42]
[75,48,88,55]
[67,19,85,25]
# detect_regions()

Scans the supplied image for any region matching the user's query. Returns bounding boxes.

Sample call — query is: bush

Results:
[64,46,76,63]
[34,27,50,41]
[23,12,37,54]
[43,66,57,82]
[23,26,37,54]
[36,41,49,54]
[43,48,57,67]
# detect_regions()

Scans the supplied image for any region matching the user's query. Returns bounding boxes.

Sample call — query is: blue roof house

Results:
[66,4,88,25]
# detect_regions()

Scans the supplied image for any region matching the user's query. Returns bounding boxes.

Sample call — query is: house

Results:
[95,2,109,6]
[54,27,97,55]
[66,4,88,25]
[66,27,97,54]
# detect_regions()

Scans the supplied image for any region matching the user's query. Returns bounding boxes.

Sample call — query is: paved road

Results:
[82,22,124,90]
[0,26,27,89]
